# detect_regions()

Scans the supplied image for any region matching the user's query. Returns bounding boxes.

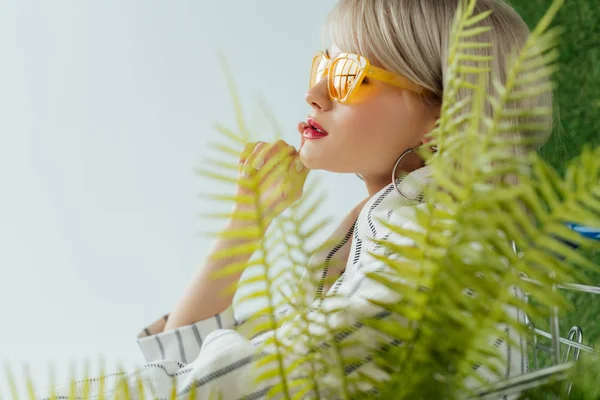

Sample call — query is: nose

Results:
[304,78,333,112]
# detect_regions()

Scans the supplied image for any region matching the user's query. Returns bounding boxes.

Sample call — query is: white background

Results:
[0,0,371,394]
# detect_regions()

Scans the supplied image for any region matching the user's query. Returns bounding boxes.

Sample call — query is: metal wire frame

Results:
[471,363,574,400]
[524,282,596,398]
[471,240,599,398]
[521,278,598,364]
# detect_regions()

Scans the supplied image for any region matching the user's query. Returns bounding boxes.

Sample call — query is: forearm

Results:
[163,218,264,332]
[163,140,306,333]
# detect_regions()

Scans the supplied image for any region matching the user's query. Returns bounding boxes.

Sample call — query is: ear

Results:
[421,105,440,148]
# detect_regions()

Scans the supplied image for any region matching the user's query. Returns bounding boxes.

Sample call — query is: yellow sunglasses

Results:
[310,51,427,103]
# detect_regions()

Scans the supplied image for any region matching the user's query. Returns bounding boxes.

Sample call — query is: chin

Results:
[299,157,320,171]
[299,150,324,171]
[300,146,348,173]
[300,155,343,173]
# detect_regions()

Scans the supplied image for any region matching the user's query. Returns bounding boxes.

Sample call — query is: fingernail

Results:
[252,156,265,170]
[241,168,250,178]
[295,159,304,172]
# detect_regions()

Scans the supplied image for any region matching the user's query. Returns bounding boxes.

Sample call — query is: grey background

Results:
[0,0,372,393]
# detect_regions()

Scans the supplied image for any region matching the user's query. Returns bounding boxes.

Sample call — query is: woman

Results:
[37,0,549,398]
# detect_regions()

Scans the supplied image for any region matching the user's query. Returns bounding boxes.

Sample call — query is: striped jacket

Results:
[35,165,527,399]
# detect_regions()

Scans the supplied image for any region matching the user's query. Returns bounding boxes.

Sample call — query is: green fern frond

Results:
[190,59,333,400]
[6,0,600,398]
[354,0,598,398]
[205,140,242,159]
[216,53,251,141]
[486,0,563,156]
[434,0,492,151]
[211,122,247,146]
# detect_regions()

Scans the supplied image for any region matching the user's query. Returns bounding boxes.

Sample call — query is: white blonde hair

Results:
[324,0,553,154]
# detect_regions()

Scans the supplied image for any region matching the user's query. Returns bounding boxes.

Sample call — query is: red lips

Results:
[297,122,308,149]
[306,118,329,135]
[298,118,328,141]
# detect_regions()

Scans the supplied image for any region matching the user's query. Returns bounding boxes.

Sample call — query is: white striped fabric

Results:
[32,165,528,400]
[136,306,236,364]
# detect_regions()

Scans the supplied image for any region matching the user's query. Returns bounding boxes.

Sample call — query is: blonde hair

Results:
[324,0,553,154]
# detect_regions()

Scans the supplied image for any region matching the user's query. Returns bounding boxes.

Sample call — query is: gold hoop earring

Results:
[356,148,418,182]
[392,147,417,202]
[356,144,437,198]
[392,144,437,202]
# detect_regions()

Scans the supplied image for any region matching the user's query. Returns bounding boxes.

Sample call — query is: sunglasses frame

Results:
[310,51,427,103]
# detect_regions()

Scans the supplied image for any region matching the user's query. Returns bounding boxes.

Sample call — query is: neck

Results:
[362,175,393,197]
[362,155,427,197]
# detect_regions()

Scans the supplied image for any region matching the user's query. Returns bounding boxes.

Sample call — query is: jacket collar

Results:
[364,165,432,211]
[355,165,433,241]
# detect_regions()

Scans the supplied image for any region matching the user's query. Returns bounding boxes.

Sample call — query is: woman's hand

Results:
[234,140,309,227]
[163,140,309,332]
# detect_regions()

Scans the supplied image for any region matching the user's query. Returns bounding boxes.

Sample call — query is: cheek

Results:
[300,89,429,174]
[338,98,410,158]
[299,111,375,173]
[338,92,396,141]
[340,95,432,175]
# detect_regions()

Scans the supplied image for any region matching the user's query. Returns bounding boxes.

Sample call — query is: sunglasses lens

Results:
[310,55,328,88]
[329,57,362,100]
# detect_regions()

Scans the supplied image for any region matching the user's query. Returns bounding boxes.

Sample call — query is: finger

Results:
[262,153,303,204]
[252,140,293,170]
[238,142,262,165]
[287,155,310,195]
[241,142,268,178]
[288,155,308,176]
[258,139,296,167]
[256,145,297,185]
[238,142,261,176]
